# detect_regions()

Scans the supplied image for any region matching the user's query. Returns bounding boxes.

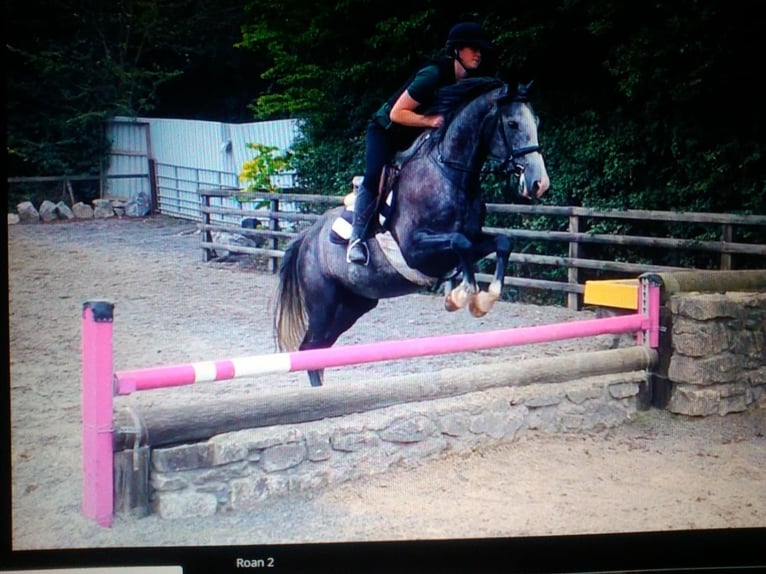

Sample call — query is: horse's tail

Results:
[273,234,307,352]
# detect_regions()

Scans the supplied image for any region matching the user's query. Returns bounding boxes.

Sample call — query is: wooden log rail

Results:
[112,346,658,450]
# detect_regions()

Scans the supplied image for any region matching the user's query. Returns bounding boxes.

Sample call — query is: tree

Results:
[6,0,257,178]
[532,1,764,216]
[238,1,490,192]
[237,0,764,218]
[8,0,763,222]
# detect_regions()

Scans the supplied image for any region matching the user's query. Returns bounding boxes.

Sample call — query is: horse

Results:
[274,78,549,386]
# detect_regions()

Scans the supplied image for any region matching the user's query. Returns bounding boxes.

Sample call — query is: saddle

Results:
[330,163,400,245]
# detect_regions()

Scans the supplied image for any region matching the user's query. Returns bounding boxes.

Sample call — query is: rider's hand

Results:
[428,115,444,128]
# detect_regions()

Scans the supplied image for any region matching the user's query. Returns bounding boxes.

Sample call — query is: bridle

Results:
[492,91,541,180]
[432,87,542,197]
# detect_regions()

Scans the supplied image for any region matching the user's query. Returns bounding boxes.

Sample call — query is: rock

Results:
[39,200,58,222]
[260,442,307,472]
[92,198,114,218]
[125,191,151,217]
[17,201,40,223]
[668,384,750,416]
[111,199,127,217]
[72,202,94,219]
[8,213,20,225]
[153,491,217,520]
[55,201,75,220]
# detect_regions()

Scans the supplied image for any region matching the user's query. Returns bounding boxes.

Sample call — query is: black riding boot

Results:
[347,183,377,265]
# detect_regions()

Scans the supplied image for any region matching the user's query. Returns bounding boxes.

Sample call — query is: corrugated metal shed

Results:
[104,116,300,220]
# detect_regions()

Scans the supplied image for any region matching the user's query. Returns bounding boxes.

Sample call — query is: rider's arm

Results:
[389,64,444,129]
[389,91,443,129]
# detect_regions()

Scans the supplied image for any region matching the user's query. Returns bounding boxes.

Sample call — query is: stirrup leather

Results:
[346,238,370,266]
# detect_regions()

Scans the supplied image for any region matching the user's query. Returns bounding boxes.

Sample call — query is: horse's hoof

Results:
[445,290,470,311]
[469,292,495,317]
[468,304,488,318]
[468,299,488,318]
[457,290,472,308]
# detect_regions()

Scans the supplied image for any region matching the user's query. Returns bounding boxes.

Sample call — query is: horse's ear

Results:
[516,80,534,100]
[496,80,534,104]
[496,84,514,104]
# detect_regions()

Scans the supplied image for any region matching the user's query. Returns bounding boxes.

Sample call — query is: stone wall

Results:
[667,291,766,416]
[145,370,646,520]
[141,289,766,520]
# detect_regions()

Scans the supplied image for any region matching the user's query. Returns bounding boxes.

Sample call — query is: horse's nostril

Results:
[535,176,550,196]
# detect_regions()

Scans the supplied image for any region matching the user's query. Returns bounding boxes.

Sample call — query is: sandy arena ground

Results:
[7,215,765,553]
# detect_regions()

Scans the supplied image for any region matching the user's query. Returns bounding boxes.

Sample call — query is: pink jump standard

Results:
[81,276,661,527]
[81,301,116,527]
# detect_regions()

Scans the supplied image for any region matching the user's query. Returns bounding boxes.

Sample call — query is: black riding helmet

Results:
[445,21,493,51]
[445,21,495,76]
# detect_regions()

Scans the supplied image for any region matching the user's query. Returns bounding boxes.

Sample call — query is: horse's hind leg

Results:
[299,290,378,386]
[306,369,324,388]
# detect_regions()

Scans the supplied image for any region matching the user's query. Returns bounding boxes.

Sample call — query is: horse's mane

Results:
[425,77,507,119]
[401,77,510,156]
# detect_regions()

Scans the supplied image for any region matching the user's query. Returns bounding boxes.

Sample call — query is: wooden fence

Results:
[199,188,766,309]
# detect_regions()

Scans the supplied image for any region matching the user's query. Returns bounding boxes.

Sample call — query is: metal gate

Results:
[104,117,299,221]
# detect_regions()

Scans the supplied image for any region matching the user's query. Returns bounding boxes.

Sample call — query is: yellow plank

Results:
[583,279,638,310]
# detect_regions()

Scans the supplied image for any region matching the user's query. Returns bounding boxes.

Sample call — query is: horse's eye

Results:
[508,121,519,130]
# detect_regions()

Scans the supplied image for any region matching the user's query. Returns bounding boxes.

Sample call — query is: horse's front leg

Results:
[468,232,512,317]
[407,231,479,312]
[445,272,476,311]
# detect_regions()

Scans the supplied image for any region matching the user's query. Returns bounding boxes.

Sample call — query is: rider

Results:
[346,21,495,265]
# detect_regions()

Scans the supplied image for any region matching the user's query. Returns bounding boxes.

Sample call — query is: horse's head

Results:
[426,78,549,200]
[491,82,550,199]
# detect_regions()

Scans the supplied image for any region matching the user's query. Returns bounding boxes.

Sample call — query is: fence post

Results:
[201,191,213,262]
[567,213,580,310]
[81,301,116,527]
[720,223,732,270]
[269,195,280,273]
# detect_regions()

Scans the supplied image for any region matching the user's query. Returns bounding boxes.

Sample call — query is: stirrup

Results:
[346,238,370,266]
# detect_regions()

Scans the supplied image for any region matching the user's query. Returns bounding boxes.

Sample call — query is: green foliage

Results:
[238,143,293,193]
[239,1,454,137]
[288,133,366,196]
[236,1,763,220]
[234,1,764,284]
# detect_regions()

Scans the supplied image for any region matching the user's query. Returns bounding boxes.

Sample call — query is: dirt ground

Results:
[7,215,766,553]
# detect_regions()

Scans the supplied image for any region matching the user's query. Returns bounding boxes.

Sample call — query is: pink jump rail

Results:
[81,275,661,526]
